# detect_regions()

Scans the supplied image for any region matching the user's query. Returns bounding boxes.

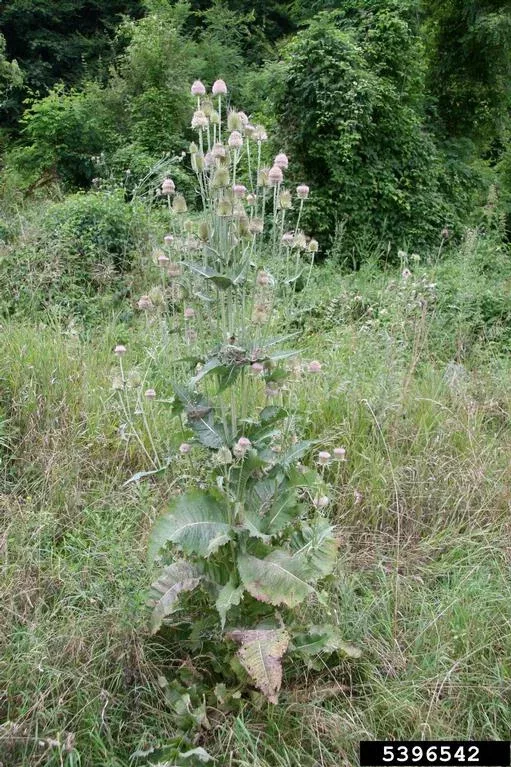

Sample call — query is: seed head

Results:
[228,131,243,149]
[179,442,192,454]
[268,165,284,186]
[244,124,255,138]
[308,239,319,253]
[114,344,126,356]
[145,388,156,400]
[274,152,289,170]
[212,79,227,96]
[191,80,206,96]
[318,451,331,465]
[212,167,230,188]
[296,184,310,200]
[217,200,233,217]
[308,360,322,373]
[281,232,294,247]
[161,178,175,195]
[257,168,269,187]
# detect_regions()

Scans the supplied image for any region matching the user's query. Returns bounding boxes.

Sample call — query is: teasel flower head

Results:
[317,451,331,465]
[212,79,227,96]
[253,125,268,142]
[137,295,153,311]
[191,110,209,130]
[189,141,199,155]
[167,262,181,278]
[179,442,192,454]
[114,344,126,356]
[244,123,255,139]
[191,80,206,96]
[308,238,319,253]
[334,447,347,461]
[268,165,284,186]
[164,234,174,246]
[296,184,310,200]
[172,194,188,214]
[228,110,243,131]
[274,152,289,170]
[201,99,213,117]
[308,360,322,373]
[212,142,226,159]
[257,168,270,187]
[233,436,251,458]
[161,178,175,196]
[184,307,195,320]
[248,218,264,235]
[232,183,247,199]
[212,166,230,188]
[191,152,205,172]
[144,388,156,400]
[257,270,271,287]
[198,220,210,242]
[217,199,233,217]
[246,193,256,206]
[228,131,243,149]
[293,232,307,250]
[279,190,292,210]
[281,232,294,247]
[210,109,220,125]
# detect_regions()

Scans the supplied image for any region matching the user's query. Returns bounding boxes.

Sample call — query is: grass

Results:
[1,224,511,765]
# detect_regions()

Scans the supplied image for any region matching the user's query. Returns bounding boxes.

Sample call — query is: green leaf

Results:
[227,628,290,703]
[289,518,339,579]
[148,561,202,633]
[149,491,232,559]
[291,624,361,659]
[186,262,234,289]
[188,410,226,449]
[276,440,314,468]
[238,550,314,607]
[215,581,244,629]
[122,460,171,487]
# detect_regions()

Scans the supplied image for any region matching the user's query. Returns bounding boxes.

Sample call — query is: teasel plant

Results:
[112,81,358,727]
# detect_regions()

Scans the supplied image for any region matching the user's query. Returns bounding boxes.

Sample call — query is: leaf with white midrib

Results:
[149,561,202,633]
[226,628,290,703]
[237,549,314,608]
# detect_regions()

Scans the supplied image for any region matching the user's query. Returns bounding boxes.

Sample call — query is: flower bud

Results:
[191,153,205,172]
[268,165,283,186]
[145,388,156,400]
[212,142,226,159]
[212,167,230,188]
[228,110,243,131]
[296,184,310,200]
[274,152,289,170]
[172,194,188,214]
[191,80,206,96]
[212,79,227,96]
[257,168,269,187]
[228,131,243,149]
[278,190,292,210]
[162,178,175,195]
[114,344,126,356]
[189,141,199,154]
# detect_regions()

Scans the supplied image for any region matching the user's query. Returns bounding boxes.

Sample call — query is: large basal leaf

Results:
[289,518,339,579]
[276,440,314,469]
[188,409,226,449]
[237,549,314,607]
[215,580,244,629]
[149,491,232,560]
[227,628,290,703]
[245,478,302,536]
[148,561,202,633]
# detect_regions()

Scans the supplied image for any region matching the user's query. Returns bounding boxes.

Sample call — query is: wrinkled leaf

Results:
[149,490,232,559]
[291,624,361,659]
[237,550,314,607]
[148,561,202,633]
[289,518,339,579]
[186,262,234,289]
[227,628,290,703]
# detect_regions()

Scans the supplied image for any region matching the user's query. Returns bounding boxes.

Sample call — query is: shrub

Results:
[273,7,480,255]
[0,191,149,321]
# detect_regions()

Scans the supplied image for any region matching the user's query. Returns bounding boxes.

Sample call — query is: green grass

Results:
[1,230,511,765]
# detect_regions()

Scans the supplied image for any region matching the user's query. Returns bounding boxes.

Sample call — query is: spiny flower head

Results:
[317,451,331,465]
[268,165,284,186]
[191,80,206,96]
[145,388,156,399]
[274,153,289,170]
[228,131,243,149]
[308,360,322,373]
[114,344,126,356]
[191,110,209,130]
[161,178,175,195]
[296,184,310,200]
[212,79,227,96]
